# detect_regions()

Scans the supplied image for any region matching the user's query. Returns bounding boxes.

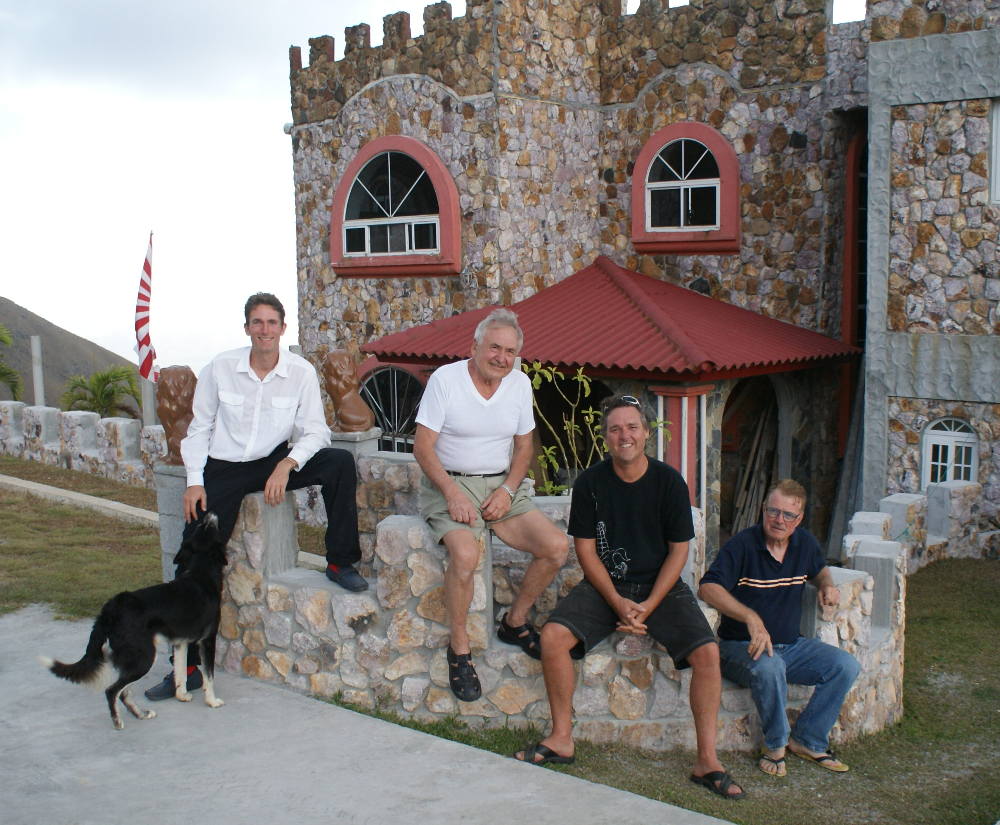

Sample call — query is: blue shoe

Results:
[144,669,203,701]
[325,564,369,592]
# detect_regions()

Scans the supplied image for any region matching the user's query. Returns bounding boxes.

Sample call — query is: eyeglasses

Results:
[601,395,641,413]
[764,507,801,522]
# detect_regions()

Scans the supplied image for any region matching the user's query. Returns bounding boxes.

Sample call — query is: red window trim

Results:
[330,135,462,277]
[631,122,740,255]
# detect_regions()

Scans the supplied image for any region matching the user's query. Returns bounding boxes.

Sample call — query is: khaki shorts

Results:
[420,473,538,544]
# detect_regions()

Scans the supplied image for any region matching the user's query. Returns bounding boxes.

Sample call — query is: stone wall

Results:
[0,401,164,488]
[869,0,1000,42]
[290,0,873,365]
[194,475,923,752]
[888,98,997,335]
[842,479,990,573]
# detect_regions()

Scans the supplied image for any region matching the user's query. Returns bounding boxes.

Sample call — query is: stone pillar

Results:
[926,480,982,557]
[155,461,299,582]
[155,462,187,581]
[879,492,927,572]
[61,410,100,472]
[0,401,26,456]
[846,538,903,633]
[330,426,381,459]
[23,406,61,464]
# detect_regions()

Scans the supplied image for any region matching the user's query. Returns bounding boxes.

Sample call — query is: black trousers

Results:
[175,444,361,669]
[181,442,362,565]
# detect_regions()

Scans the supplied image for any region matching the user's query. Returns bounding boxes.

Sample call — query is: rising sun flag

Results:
[134,232,158,382]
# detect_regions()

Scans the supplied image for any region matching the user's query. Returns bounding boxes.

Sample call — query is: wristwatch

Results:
[501,483,516,499]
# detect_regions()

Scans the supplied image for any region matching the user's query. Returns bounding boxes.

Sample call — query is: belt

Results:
[446,470,506,477]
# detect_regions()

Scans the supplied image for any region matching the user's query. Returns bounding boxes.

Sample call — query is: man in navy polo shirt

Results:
[699,479,860,777]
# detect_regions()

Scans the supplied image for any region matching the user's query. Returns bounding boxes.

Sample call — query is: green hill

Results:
[0,296,137,407]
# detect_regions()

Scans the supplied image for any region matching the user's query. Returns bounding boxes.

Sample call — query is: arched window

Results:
[646,139,720,231]
[921,417,978,487]
[631,123,740,254]
[331,136,461,277]
[344,152,440,256]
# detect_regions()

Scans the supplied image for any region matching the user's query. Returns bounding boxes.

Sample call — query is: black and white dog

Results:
[42,512,228,729]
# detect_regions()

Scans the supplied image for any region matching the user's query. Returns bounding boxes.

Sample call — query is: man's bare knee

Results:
[541,622,578,653]
[687,641,720,672]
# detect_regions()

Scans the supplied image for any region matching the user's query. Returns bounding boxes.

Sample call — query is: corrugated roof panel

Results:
[364,256,858,377]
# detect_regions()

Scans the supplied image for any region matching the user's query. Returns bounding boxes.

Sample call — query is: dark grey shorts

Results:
[546,578,716,670]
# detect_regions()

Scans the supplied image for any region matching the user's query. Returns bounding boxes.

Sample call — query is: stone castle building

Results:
[286,0,1000,545]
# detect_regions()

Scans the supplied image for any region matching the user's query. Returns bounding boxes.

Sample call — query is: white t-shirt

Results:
[415,359,535,474]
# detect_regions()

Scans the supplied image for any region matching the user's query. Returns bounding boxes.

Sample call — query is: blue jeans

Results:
[719,636,860,753]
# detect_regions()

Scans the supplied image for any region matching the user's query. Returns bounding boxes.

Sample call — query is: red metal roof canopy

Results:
[363,256,859,382]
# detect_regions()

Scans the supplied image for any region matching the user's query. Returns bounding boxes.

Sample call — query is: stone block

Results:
[387,610,428,650]
[0,401,26,454]
[581,652,616,687]
[294,588,333,634]
[332,593,379,638]
[401,676,430,711]
[385,651,429,681]
[847,511,891,539]
[227,562,264,606]
[407,551,443,595]
[608,674,646,720]
[488,678,545,715]
[878,492,926,542]
[850,540,903,630]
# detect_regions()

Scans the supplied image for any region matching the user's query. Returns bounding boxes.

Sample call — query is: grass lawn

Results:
[1,456,998,824]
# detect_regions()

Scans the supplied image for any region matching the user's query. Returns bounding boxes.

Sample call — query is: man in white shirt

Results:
[145,293,365,700]
[413,308,568,702]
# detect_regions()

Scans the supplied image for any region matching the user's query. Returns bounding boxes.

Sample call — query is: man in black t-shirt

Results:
[514,395,744,801]
[699,479,860,777]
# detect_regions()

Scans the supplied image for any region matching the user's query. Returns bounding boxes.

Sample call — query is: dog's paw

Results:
[141,709,157,720]
[175,690,193,703]
[113,718,125,730]
[205,697,224,708]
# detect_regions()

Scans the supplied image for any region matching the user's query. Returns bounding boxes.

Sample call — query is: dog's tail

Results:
[42,598,118,686]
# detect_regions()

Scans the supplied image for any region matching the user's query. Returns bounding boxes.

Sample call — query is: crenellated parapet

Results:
[289,0,843,128]
[289,1,496,125]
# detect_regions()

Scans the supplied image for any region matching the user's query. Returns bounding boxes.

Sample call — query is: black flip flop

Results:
[514,742,575,766]
[689,770,745,800]
[758,753,787,777]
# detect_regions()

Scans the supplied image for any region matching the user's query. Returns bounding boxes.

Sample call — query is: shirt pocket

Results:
[217,390,244,431]
[268,395,298,433]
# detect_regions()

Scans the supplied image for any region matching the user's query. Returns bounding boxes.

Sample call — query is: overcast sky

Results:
[0,0,865,375]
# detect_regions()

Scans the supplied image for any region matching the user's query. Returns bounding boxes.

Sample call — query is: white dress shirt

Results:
[181,347,331,487]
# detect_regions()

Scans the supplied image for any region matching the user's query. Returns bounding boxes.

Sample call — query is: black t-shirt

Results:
[568,458,694,585]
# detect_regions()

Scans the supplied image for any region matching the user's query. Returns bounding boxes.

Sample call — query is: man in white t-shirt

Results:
[413,308,569,701]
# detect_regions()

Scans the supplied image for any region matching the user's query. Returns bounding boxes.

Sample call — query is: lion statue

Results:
[156,365,197,465]
[322,351,375,433]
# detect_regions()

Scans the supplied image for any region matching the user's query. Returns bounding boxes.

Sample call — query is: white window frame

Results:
[645,139,720,233]
[342,152,441,257]
[343,215,440,257]
[920,417,978,488]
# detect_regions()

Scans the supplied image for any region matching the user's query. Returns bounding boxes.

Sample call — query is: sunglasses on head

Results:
[601,395,641,413]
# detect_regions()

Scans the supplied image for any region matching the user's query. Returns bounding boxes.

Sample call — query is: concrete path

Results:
[2,605,734,825]
[0,473,158,526]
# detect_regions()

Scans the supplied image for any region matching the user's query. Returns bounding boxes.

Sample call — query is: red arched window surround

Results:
[330,135,462,277]
[631,122,740,255]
